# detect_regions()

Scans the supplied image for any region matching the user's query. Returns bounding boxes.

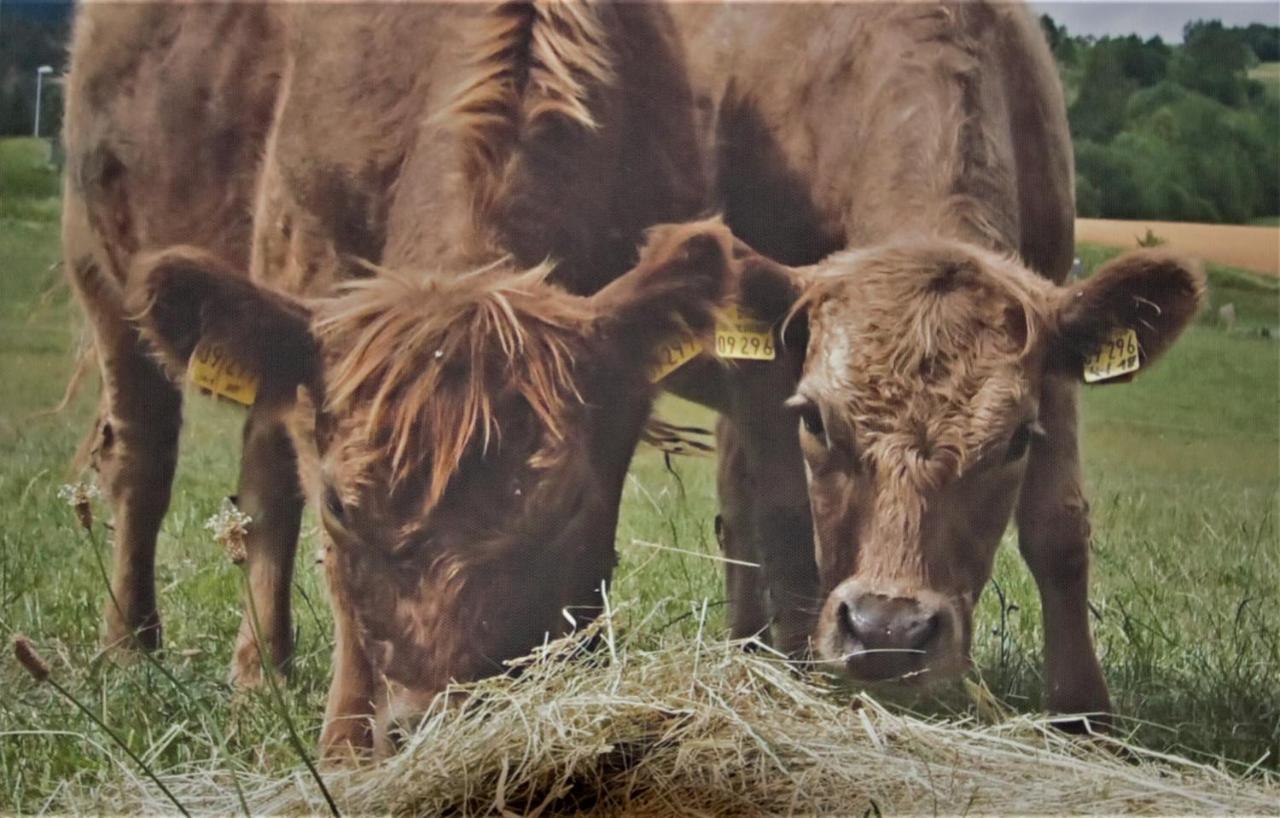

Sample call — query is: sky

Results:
[1032,1,1279,43]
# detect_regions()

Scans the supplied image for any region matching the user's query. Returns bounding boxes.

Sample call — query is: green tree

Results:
[1173,20,1254,106]
[1069,43,1137,141]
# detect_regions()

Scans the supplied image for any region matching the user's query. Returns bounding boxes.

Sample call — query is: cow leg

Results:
[1016,375,1111,719]
[96,353,182,653]
[69,255,182,654]
[229,405,304,686]
[715,417,768,640]
[731,386,820,657]
[319,542,376,760]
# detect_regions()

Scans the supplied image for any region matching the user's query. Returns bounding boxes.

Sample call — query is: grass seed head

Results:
[13,635,50,683]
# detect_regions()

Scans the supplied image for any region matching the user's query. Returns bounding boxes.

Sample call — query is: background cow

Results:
[666,2,1204,719]
[62,2,283,657]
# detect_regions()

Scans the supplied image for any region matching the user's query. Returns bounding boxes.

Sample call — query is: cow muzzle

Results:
[819,580,964,684]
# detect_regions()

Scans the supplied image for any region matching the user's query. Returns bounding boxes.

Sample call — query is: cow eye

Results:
[790,401,826,441]
[800,406,826,439]
[1005,423,1035,463]
[323,485,346,524]
[785,394,830,449]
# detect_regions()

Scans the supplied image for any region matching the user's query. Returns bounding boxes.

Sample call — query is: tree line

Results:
[2,7,1276,224]
[0,2,70,140]
[1044,17,1280,224]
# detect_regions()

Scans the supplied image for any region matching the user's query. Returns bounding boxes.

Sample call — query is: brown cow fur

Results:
[62,3,284,655]
[667,3,1204,717]
[134,221,737,756]
[73,1,718,756]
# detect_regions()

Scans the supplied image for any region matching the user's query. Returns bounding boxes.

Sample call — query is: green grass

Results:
[2,138,1278,810]
[0,138,61,223]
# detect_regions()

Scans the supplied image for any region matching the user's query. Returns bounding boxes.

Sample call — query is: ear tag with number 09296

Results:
[714,305,776,361]
[648,305,778,382]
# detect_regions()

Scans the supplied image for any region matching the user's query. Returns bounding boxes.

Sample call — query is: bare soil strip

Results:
[1077,218,1280,277]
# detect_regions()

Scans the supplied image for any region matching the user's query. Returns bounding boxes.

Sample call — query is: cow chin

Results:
[815,578,971,687]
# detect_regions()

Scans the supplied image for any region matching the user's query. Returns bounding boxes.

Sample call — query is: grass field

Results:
[1250,61,1280,84]
[2,136,1278,810]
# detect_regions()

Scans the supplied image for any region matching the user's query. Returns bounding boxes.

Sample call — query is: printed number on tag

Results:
[189,340,258,406]
[647,306,779,382]
[647,332,703,382]
[1083,328,1140,383]
[714,305,776,361]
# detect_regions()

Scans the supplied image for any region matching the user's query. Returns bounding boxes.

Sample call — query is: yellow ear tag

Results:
[188,340,258,406]
[1083,328,1140,384]
[647,331,703,382]
[714,305,776,361]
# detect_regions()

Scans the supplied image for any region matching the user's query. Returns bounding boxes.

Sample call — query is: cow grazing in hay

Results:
[666,3,1204,719]
[65,0,724,754]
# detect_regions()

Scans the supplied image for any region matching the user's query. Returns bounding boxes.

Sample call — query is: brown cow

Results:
[68,0,723,754]
[666,3,1204,718]
[62,2,283,656]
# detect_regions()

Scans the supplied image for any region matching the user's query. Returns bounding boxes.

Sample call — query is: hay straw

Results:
[63,612,1278,816]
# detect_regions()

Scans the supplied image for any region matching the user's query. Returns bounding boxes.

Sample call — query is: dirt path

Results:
[1076,218,1280,277]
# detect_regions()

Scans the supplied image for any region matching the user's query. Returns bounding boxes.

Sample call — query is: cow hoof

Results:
[319,720,375,764]
[103,611,162,655]
[228,657,264,689]
[228,637,291,689]
[228,638,269,689]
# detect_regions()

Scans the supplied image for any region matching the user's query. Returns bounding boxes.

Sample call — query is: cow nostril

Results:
[906,611,942,650]
[837,593,945,653]
[836,601,857,640]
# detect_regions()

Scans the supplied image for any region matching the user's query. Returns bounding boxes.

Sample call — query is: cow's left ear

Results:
[1048,249,1206,378]
[587,218,737,361]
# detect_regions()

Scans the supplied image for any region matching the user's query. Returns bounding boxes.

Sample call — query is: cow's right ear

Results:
[129,247,320,400]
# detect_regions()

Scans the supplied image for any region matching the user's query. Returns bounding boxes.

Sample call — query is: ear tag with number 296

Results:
[1083,328,1140,384]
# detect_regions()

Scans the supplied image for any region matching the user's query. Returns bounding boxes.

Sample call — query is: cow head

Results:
[742,239,1204,685]
[132,220,736,745]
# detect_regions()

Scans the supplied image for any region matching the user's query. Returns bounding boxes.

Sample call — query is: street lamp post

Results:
[34,65,53,138]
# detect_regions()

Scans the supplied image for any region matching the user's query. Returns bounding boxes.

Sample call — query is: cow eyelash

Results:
[322,485,347,524]
[785,396,828,443]
[800,406,826,438]
[1004,422,1044,463]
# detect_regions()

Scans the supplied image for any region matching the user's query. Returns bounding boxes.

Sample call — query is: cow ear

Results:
[129,246,320,401]
[587,218,737,360]
[734,242,815,352]
[1049,249,1205,379]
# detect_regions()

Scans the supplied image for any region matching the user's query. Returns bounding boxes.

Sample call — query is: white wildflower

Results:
[58,480,101,530]
[205,498,252,564]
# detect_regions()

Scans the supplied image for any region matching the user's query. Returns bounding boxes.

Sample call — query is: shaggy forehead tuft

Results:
[801,240,1048,468]
[311,261,593,512]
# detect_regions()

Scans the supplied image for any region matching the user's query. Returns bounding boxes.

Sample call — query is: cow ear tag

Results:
[714,305,776,361]
[189,339,258,406]
[647,329,703,382]
[647,305,779,382]
[1083,327,1140,384]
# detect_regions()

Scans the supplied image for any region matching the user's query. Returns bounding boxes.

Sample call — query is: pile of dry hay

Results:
[72,614,1277,816]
